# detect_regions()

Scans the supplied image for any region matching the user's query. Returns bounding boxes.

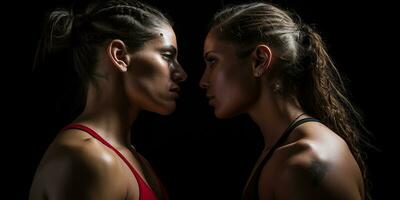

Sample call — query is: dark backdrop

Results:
[5,0,395,199]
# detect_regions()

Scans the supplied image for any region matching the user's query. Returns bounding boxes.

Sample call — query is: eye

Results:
[162,52,174,61]
[205,56,217,66]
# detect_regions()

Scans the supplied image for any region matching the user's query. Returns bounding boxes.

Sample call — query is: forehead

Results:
[203,29,237,55]
[146,25,177,48]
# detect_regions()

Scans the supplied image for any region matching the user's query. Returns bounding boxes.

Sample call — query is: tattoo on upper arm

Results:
[309,159,330,186]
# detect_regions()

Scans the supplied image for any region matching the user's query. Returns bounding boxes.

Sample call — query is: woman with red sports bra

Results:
[30,1,186,199]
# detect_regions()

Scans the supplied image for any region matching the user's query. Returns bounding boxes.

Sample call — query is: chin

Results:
[214,107,234,119]
[156,101,176,115]
[214,112,227,119]
[214,103,243,119]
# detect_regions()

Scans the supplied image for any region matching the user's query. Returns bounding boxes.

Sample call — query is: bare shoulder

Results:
[270,123,364,200]
[29,129,127,200]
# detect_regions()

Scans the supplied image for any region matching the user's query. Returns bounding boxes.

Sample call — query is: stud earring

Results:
[273,82,281,93]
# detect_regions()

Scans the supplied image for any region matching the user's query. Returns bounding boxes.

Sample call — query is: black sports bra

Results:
[242,117,321,200]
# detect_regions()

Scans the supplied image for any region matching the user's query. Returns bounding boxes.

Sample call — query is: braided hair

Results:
[34,0,171,88]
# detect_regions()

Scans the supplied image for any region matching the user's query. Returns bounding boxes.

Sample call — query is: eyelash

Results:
[205,57,216,66]
[162,53,174,61]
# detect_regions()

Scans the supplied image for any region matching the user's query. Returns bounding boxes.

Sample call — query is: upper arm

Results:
[274,152,362,200]
[47,141,126,200]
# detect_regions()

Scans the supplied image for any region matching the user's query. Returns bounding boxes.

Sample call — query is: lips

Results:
[170,87,180,93]
[207,95,216,105]
[169,86,180,98]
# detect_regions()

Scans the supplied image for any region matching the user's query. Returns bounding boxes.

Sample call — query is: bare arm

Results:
[38,140,127,200]
[274,155,362,200]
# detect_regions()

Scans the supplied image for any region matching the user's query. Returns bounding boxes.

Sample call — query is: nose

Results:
[171,62,187,83]
[199,67,210,89]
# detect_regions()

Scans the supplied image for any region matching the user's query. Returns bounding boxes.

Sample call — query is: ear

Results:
[251,45,272,77]
[107,39,131,72]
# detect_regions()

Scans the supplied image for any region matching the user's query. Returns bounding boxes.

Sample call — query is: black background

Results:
[4,0,396,199]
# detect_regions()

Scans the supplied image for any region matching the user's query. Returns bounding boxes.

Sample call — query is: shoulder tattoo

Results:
[309,159,330,186]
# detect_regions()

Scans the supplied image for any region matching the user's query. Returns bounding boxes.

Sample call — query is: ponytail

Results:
[298,24,371,200]
[33,9,74,71]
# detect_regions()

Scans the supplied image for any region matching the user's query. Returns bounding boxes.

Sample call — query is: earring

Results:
[273,82,281,93]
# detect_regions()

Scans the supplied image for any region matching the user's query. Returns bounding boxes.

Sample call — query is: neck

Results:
[74,79,139,148]
[248,91,305,149]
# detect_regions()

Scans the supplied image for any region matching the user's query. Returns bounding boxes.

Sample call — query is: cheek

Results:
[134,56,170,80]
[214,71,241,100]
[215,63,256,98]
[134,56,170,89]
[214,64,259,116]
[123,56,172,110]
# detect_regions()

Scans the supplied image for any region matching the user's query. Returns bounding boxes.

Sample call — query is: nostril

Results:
[181,71,188,82]
[172,72,186,83]
[200,81,209,89]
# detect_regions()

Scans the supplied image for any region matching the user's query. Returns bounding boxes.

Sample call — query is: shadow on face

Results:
[122,25,187,115]
[200,30,261,118]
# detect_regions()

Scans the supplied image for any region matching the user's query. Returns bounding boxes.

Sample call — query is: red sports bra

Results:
[62,124,168,200]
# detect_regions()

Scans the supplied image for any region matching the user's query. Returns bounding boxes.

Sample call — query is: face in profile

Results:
[200,30,261,118]
[123,25,187,115]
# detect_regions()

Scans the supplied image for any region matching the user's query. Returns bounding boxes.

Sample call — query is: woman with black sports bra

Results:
[200,2,369,200]
[30,0,186,199]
